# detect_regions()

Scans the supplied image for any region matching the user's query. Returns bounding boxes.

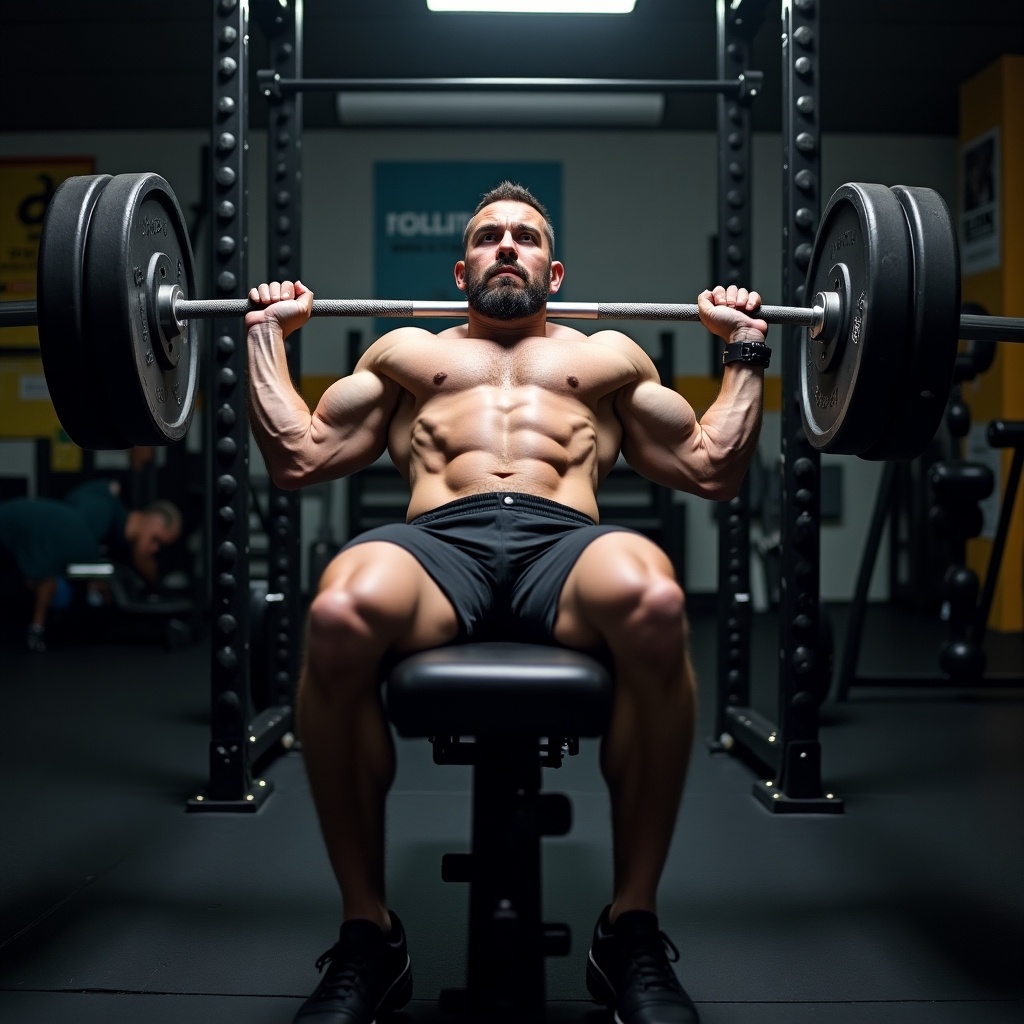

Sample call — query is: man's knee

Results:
[305,543,458,680]
[631,574,686,632]
[307,572,412,651]
[579,537,684,627]
[559,537,687,655]
[302,582,408,706]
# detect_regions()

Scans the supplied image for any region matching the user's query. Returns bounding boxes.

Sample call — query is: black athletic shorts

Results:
[342,492,640,644]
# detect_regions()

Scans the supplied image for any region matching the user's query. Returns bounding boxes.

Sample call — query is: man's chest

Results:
[387,338,636,402]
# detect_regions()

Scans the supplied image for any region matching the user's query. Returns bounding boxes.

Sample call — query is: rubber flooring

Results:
[0,605,1021,1023]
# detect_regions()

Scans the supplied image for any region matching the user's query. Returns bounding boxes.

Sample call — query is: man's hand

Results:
[245,280,314,340]
[697,285,768,344]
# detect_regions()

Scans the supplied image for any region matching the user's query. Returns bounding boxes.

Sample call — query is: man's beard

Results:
[465,260,551,321]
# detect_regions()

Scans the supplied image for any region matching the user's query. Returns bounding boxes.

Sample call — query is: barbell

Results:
[1,171,1022,457]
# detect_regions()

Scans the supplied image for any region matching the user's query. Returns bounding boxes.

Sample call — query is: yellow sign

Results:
[0,156,95,349]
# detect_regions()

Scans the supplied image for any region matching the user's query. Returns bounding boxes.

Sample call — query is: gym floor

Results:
[1,605,1022,1024]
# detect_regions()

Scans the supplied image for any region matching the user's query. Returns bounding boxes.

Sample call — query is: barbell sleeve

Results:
[958,313,1024,344]
[0,300,39,329]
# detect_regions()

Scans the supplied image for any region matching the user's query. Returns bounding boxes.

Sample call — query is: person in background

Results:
[0,478,181,651]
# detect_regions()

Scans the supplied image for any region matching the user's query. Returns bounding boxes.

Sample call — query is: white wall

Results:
[0,128,957,599]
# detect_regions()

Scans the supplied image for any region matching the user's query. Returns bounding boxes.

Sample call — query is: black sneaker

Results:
[25,625,46,653]
[586,906,699,1024]
[294,912,412,1023]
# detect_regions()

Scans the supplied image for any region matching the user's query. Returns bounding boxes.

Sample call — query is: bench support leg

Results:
[465,739,545,1018]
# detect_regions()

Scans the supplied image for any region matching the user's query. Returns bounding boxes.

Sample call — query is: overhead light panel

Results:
[427,2,637,12]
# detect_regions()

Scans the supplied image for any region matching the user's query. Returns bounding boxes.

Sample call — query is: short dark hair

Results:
[463,181,555,255]
[144,499,182,537]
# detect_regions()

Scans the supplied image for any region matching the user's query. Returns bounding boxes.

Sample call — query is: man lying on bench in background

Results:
[0,478,181,651]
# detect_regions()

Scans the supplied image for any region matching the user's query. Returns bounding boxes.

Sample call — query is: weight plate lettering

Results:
[801,183,912,455]
[37,174,131,450]
[83,172,199,445]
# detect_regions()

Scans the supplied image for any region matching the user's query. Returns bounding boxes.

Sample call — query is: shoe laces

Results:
[312,943,370,1003]
[624,930,682,993]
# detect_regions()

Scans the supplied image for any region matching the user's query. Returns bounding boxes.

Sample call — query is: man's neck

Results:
[465,306,550,344]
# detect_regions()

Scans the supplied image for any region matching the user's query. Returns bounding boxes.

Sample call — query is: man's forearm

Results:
[134,553,159,588]
[30,577,57,628]
[696,363,765,492]
[247,322,316,485]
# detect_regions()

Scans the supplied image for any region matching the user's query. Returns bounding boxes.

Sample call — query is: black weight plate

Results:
[37,173,131,450]
[801,183,913,455]
[83,172,198,446]
[859,186,960,461]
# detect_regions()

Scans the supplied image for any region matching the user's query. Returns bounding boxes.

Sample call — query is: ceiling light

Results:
[427,1,637,13]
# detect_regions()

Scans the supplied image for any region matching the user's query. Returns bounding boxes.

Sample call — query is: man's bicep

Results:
[619,379,699,450]
[617,379,702,487]
[313,369,397,441]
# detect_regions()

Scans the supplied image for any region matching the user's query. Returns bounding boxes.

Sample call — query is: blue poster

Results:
[374,161,562,334]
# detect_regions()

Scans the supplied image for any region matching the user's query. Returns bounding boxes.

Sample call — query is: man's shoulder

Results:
[584,329,657,375]
[359,326,443,366]
[585,327,641,349]
[585,329,647,362]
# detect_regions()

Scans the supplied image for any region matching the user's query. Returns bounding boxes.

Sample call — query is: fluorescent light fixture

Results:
[337,91,662,126]
[427,1,637,12]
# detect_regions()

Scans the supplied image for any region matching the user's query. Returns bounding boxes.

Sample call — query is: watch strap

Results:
[722,340,772,368]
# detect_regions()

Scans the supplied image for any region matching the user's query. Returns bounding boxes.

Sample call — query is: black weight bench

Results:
[384,642,613,1020]
[65,562,195,648]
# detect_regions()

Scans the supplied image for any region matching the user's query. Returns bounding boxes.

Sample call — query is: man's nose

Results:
[497,230,517,254]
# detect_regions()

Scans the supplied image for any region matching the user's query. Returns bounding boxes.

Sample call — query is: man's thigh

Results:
[318,540,459,653]
[552,531,678,650]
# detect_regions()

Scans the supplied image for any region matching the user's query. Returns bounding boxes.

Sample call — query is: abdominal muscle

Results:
[393,383,616,522]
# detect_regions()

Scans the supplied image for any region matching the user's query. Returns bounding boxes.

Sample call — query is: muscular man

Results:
[0,479,181,651]
[246,182,768,1024]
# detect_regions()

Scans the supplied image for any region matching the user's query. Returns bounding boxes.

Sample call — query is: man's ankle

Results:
[608,900,657,927]
[344,909,392,936]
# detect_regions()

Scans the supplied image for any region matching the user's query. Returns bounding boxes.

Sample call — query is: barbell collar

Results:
[809,290,842,341]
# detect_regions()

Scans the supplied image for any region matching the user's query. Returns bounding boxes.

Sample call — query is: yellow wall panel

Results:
[960,55,1024,632]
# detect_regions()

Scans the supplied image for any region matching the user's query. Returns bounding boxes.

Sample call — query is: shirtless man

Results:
[246,181,768,1024]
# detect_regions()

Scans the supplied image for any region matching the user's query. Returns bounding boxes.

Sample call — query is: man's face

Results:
[456,201,563,321]
[135,515,179,557]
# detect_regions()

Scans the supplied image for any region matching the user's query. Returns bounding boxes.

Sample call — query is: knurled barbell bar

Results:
[0,171,1021,456]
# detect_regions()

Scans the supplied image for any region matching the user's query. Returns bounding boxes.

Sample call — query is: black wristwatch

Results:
[722,340,772,368]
